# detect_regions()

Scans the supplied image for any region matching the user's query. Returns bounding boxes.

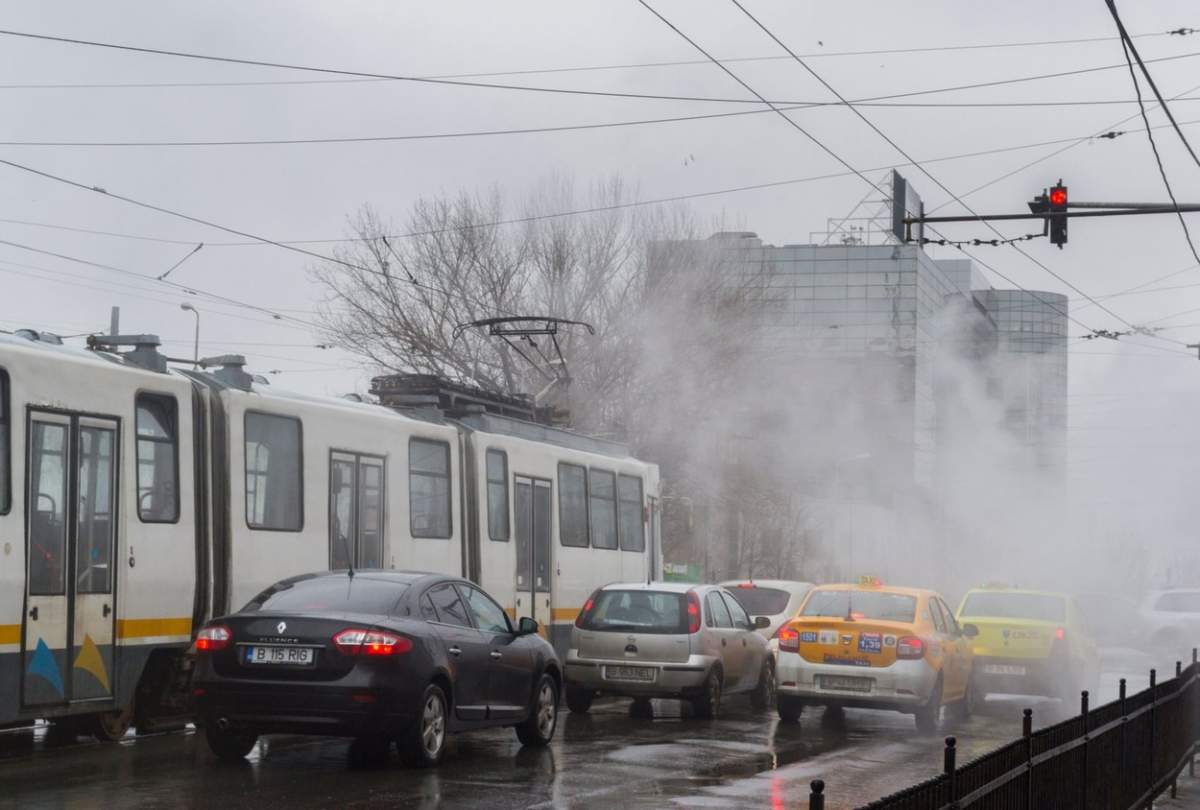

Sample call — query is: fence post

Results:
[1148,668,1156,810]
[809,779,824,810]
[1024,708,1033,810]
[1173,663,1182,799]
[944,736,957,806]
[1193,649,1198,778]
[1080,690,1089,810]
[1120,679,1127,808]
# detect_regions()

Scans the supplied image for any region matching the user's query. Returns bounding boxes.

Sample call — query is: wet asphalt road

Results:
[0,649,1176,809]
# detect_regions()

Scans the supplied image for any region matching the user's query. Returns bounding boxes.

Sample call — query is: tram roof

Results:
[454,411,634,461]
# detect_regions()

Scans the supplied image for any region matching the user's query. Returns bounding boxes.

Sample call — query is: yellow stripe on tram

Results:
[0,624,19,645]
[117,617,193,640]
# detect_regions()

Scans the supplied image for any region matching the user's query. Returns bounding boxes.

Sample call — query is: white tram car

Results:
[0,331,660,738]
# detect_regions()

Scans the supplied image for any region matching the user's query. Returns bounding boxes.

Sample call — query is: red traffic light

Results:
[1049,187,1067,207]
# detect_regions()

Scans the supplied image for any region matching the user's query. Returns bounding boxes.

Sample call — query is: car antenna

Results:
[340,532,355,578]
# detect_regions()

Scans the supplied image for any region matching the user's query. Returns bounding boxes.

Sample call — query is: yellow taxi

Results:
[956,585,1099,702]
[775,578,977,731]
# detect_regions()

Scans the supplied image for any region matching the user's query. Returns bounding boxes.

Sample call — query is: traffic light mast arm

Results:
[904,204,1200,226]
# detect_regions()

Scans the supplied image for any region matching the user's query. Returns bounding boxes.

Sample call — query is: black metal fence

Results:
[807,654,1200,810]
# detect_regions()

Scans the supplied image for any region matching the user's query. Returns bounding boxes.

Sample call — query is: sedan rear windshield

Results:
[960,592,1065,622]
[727,587,792,616]
[244,576,408,615]
[801,590,917,623]
[579,590,687,634]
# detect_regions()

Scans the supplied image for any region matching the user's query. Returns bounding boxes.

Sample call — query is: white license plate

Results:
[606,665,655,682]
[983,663,1026,676]
[819,675,872,693]
[245,645,315,666]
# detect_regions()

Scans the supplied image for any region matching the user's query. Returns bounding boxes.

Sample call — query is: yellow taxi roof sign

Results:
[857,575,883,588]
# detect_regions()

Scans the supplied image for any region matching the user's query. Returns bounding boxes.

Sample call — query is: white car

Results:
[1140,589,1200,660]
[720,580,815,655]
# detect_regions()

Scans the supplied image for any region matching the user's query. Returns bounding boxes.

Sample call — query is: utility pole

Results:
[180,303,200,368]
[1188,343,1200,360]
[109,306,120,336]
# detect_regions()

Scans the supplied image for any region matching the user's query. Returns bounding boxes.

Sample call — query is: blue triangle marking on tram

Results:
[28,638,65,696]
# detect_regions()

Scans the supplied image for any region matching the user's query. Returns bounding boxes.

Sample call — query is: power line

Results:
[0,29,1184,91]
[719,0,1126,337]
[9,102,1200,151]
[3,27,1200,109]
[1106,0,1200,269]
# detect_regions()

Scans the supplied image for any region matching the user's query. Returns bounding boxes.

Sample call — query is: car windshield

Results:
[960,592,1065,622]
[727,586,792,616]
[578,590,687,634]
[244,576,408,615]
[801,590,917,622]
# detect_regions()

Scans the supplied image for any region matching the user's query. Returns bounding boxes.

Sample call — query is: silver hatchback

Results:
[563,583,774,718]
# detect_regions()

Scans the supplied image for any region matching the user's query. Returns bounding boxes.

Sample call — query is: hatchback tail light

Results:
[1054,627,1065,641]
[576,590,601,628]
[333,629,413,656]
[897,636,925,660]
[778,625,800,653]
[196,625,231,652]
[686,590,702,634]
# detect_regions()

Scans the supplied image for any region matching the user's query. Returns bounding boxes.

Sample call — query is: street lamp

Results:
[180,303,199,369]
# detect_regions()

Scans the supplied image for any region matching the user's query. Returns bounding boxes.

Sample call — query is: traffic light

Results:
[1048,180,1068,248]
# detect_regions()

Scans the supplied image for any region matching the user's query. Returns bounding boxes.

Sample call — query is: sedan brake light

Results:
[778,625,800,653]
[576,591,601,629]
[897,636,925,660]
[686,590,702,634]
[196,625,231,652]
[333,629,413,656]
[1055,627,1065,641]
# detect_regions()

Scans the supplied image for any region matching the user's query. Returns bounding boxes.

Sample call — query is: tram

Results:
[0,330,660,738]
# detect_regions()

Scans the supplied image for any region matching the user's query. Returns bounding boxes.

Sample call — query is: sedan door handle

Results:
[490,651,503,660]
[448,646,462,657]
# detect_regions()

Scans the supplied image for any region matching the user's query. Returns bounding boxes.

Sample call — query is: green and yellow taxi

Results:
[956,585,1099,702]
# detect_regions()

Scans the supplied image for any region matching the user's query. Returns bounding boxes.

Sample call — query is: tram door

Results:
[22,411,118,708]
[513,477,552,631]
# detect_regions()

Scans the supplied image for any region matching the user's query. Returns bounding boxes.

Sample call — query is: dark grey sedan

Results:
[191,571,561,766]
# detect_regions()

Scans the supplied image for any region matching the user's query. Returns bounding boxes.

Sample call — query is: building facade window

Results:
[486,448,509,541]
[136,393,179,523]
[409,438,451,538]
[588,468,618,550]
[245,412,303,531]
[557,463,588,548]
[617,474,644,552]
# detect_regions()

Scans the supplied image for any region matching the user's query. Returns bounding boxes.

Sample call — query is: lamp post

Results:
[180,303,199,368]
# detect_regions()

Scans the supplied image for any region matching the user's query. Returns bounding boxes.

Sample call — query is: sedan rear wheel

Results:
[515,674,558,747]
[750,659,777,711]
[204,723,258,761]
[915,679,943,733]
[565,685,594,714]
[777,695,803,724]
[400,683,448,768]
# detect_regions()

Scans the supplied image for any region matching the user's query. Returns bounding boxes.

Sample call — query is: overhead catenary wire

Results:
[0,28,1186,91]
[3,28,1200,110]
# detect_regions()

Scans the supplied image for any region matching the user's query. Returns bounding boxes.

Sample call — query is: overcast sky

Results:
[3,1,1200,537]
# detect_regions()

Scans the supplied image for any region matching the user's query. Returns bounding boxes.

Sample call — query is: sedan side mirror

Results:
[962,623,979,639]
[754,616,771,630]
[517,617,539,636]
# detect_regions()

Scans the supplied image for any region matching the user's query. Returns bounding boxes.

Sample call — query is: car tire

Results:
[777,695,803,724]
[749,659,777,711]
[691,668,722,720]
[400,683,449,768]
[915,678,942,733]
[515,674,559,747]
[565,685,594,714]
[204,723,259,761]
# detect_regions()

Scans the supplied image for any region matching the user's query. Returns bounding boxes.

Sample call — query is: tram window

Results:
[589,469,618,550]
[136,394,179,523]
[557,463,588,548]
[329,452,385,569]
[29,421,68,596]
[409,438,451,539]
[245,412,303,531]
[486,449,509,541]
[0,370,8,515]
[617,474,644,552]
[77,426,115,594]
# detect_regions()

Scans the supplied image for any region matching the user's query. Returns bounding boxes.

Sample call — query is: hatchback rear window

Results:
[960,592,1064,622]
[727,586,792,616]
[245,576,408,615]
[578,590,687,634]
[801,590,916,623]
